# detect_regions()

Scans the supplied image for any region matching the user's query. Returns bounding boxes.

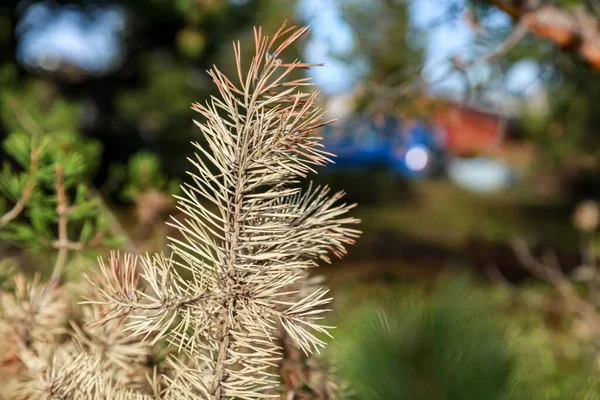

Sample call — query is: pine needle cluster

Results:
[0,22,359,399]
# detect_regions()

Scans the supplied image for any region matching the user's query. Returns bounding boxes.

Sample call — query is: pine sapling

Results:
[87,22,360,399]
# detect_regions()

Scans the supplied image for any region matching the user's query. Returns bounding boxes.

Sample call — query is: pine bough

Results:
[86,23,359,399]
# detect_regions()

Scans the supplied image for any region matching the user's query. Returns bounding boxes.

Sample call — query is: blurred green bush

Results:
[332,278,513,400]
[331,276,600,400]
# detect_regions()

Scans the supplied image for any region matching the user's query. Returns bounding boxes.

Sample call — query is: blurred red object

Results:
[434,104,505,156]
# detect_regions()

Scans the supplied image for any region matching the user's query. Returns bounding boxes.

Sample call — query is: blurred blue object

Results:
[322,116,444,179]
[447,157,515,193]
[390,122,442,178]
[321,114,517,192]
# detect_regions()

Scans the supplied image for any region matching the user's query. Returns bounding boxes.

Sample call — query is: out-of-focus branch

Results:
[0,147,38,228]
[365,20,527,114]
[52,164,70,281]
[485,263,564,314]
[489,236,600,339]
[493,1,600,70]
[510,238,584,305]
[453,21,529,70]
[366,1,600,114]
[50,166,110,281]
[2,97,137,257]
[488,201,600,353]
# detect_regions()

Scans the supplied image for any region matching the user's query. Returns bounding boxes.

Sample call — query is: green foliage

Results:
[0,0,301,182]
[0,80,102,177]
[117,61,199,140]
[556,0,586,8]
[122,151,180,201]
[519,79,594,172]
[333,278,514,400]
[176,27,206,59]
[0,91,124,275]
[1,83,78,133]
[498,283,600,400]
[0,131,121,253]
[331,276,600,400]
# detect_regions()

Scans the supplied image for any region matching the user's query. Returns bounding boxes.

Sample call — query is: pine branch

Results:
[52,164,69,281]
[0,273,68,397]
[50,165,108,281]
[0,273,160,399]
[88,21,360,399]
[17,350,156,400]
[493,2,600,70]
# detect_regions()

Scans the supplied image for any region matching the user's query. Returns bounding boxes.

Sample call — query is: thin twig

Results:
[365,21,528,114]
[50,167,111,281]
[485,263,564,313]
[51,164,70,282]
[504,237,600,331]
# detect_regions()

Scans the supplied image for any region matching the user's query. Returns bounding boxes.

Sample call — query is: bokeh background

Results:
[4,0,600,397]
